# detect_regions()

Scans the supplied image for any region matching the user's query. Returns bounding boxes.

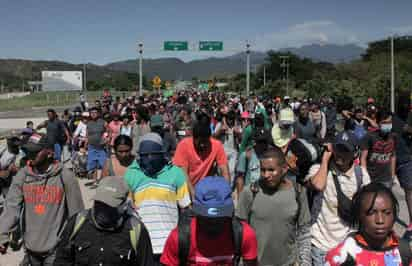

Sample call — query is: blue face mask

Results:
[139,154,166,177]
[380,123,392,134]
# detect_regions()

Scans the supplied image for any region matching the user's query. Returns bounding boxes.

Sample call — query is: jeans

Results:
[20,250,56,266]
[311,245,327,266]
[54,143,62,161]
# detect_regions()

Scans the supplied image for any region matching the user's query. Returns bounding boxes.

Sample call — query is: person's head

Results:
[298,103,310,120]
[111,112,120,121]
[354,107,364,121]
[150,115,164,134]
[253,112,265,128]
[26,121,34,129]
[95,100,101,108]
[193,113,212,155]
[81,112,89,122]
[47,109,56,120]
[6,132,21,154]
[351,183,398,249]
[122,115,130,125]
[278,108,294,130]
[114,135,133,166]
[22,134,54,169]
[193,176,234,237]
[283,96,290,105]
[159,104,166,114]
[332,132,358,172]
[89,107,99,120]
[377,108,392,138]
[93,176,130,228]
[138,133,166,176]
[259,148,289,189]
[311,103,320,112]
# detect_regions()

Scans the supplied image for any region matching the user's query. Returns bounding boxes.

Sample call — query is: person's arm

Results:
[53,215,76,265]
[219,164,230,183]
[307,146,332,192]
[235,152,247,195]
[134,223,155,266]
[101,159,110,178]
[320,112,327,139]
[0,168,25,252]
[296,186,312,266]
[236,174,245,196]
[391,154,397,179]
[61,168,85,217]
[363,116,378,129]
[36,120,47,130]
[360,150,368,169]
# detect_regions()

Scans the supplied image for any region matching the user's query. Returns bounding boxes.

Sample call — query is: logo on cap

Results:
[207,208,218,216]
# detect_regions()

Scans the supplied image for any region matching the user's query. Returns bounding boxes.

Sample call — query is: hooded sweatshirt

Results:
[0,162,84,253]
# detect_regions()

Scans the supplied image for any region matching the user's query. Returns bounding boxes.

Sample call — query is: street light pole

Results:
[138,42,143,97]
[246,42,250,97]
[390,35,395,113]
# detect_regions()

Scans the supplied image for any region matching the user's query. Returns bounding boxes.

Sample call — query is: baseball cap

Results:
[150,115,164,128]
[192,176,234,218]
[6,130,22,145]
[22,133,49,153]
[272,124,293,147]
[283,96,290,100]
[278,108,294,126]
[334,131,358,153]
[241,111,250,119]
[93,176,129,207]
[81,112,90,117]
[367,97,375,104]
[138,133,164,155]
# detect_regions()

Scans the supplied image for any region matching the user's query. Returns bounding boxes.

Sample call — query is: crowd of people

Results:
[0,90,412,265]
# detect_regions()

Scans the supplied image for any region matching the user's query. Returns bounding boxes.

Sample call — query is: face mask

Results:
[139,154,166,176]
[380,124,392,134]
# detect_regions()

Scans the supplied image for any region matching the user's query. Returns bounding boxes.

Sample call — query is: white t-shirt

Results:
[73,121,87,138]
[0,145,16,170]
[306,164,370,251]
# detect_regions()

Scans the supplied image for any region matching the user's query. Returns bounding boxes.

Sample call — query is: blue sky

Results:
[1,0,411,65]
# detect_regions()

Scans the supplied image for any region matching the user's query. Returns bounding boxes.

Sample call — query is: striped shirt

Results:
[124,161,191,254]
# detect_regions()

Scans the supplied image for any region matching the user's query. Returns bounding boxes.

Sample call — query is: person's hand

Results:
[0,243,8,254]
[322,143,333,163]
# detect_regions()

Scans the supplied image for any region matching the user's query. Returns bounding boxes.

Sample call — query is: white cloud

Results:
[249,20,363,51]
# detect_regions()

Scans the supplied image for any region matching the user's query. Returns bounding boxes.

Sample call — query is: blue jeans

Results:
[311,245,327,266]
[54,143,62,161]
[87,146,107,172]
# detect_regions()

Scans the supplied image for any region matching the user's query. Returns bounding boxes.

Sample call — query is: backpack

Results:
[331,165,363,225]
[69,210,142,255]
[352,123,367,141]
[399,230,412,266]
[178,210,243,266]
[248,179,302,224]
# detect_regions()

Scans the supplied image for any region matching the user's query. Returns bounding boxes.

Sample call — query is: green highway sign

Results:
[164,41,189,51]
[199,41,223,51]
[199,83,209,90]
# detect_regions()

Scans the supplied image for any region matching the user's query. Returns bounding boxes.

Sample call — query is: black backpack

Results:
[331,165,363,225]
[178,210,243,266]
[399,230,412,266]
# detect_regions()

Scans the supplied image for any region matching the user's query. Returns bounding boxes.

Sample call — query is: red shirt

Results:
[173,137,228,185]
[160,218,258,266]
[326,233,409,266]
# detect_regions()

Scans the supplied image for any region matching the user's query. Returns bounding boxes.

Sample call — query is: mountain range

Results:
[0,44,365,83]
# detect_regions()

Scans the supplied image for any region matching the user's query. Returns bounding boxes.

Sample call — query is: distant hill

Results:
[0,43,365,87]
[280,44,365,63]
[106,44,364,79]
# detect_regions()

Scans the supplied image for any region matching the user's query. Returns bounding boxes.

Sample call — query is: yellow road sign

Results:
[152,76,162,88]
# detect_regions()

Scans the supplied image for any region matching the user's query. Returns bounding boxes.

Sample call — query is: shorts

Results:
[87,146,107,172]
[397,161,412,190]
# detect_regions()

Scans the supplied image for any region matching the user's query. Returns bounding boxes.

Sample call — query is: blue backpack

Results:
[353,124,367,141]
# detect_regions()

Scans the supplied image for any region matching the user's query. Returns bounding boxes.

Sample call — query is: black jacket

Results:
[54,210,154,266]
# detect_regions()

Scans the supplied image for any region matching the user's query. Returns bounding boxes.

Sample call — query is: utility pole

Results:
[390,35,395,113]
[83,63,87,91]
[280,55,290,96]
[138,42,143,96]
[263,65,266,87]
[246,41,250,97]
